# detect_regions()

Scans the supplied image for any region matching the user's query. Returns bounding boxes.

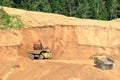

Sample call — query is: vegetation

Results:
[0,7,24,30]
[0,0,120,20]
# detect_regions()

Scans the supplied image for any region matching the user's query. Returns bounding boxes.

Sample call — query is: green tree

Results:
[59,0,68,15]
[0,0,13,7]
[93,0,108,20]
[87,0,95,19]
[76,0,91,18]
[49,0,60,13]
[116,0,120,17]
[49,0,67,15]
[66,0,76,16]
[37,0,52,12]
[109,0,118,19]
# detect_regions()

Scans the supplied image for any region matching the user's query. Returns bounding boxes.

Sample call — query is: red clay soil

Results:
[0,6,120,80]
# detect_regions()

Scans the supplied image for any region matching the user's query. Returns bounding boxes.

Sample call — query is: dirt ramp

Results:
[5,60,120,80]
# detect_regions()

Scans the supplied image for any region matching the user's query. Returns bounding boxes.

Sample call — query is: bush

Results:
[0,7,24,30]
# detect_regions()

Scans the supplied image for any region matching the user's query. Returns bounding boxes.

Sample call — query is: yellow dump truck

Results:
[28,48,52,59]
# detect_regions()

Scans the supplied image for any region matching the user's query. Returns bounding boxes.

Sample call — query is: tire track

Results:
[3,68,14,80]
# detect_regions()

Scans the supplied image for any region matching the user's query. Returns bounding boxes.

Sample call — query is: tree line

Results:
[0,0,120,20]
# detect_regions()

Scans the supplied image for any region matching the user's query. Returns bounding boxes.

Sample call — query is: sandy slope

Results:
[2,6,120,28]
[1,58,120,80]
[0,6,120,80]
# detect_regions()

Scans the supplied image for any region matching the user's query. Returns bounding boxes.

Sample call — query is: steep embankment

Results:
[0,25,120,60]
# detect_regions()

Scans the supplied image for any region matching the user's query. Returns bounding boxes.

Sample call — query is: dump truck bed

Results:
[28,50,42,54]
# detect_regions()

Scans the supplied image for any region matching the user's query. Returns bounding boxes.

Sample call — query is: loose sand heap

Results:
[0,6,120,80]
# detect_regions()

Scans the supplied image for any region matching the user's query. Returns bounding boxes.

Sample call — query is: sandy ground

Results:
[0,6,120,80]
[1,57,120,80]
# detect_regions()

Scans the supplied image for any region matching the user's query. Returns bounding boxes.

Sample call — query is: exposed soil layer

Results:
[0,25,120,60]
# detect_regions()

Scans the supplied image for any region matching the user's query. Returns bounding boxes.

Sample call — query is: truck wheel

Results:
[95,63,100,68]
[39,54,44,60]
[29,54,35,59]
[100,64,106,70]
[107,65,113,70]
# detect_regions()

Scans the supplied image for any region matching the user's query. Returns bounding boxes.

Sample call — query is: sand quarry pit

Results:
[0,7,120,80]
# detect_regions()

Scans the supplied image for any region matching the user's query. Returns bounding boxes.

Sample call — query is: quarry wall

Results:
[0,25,120,59]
